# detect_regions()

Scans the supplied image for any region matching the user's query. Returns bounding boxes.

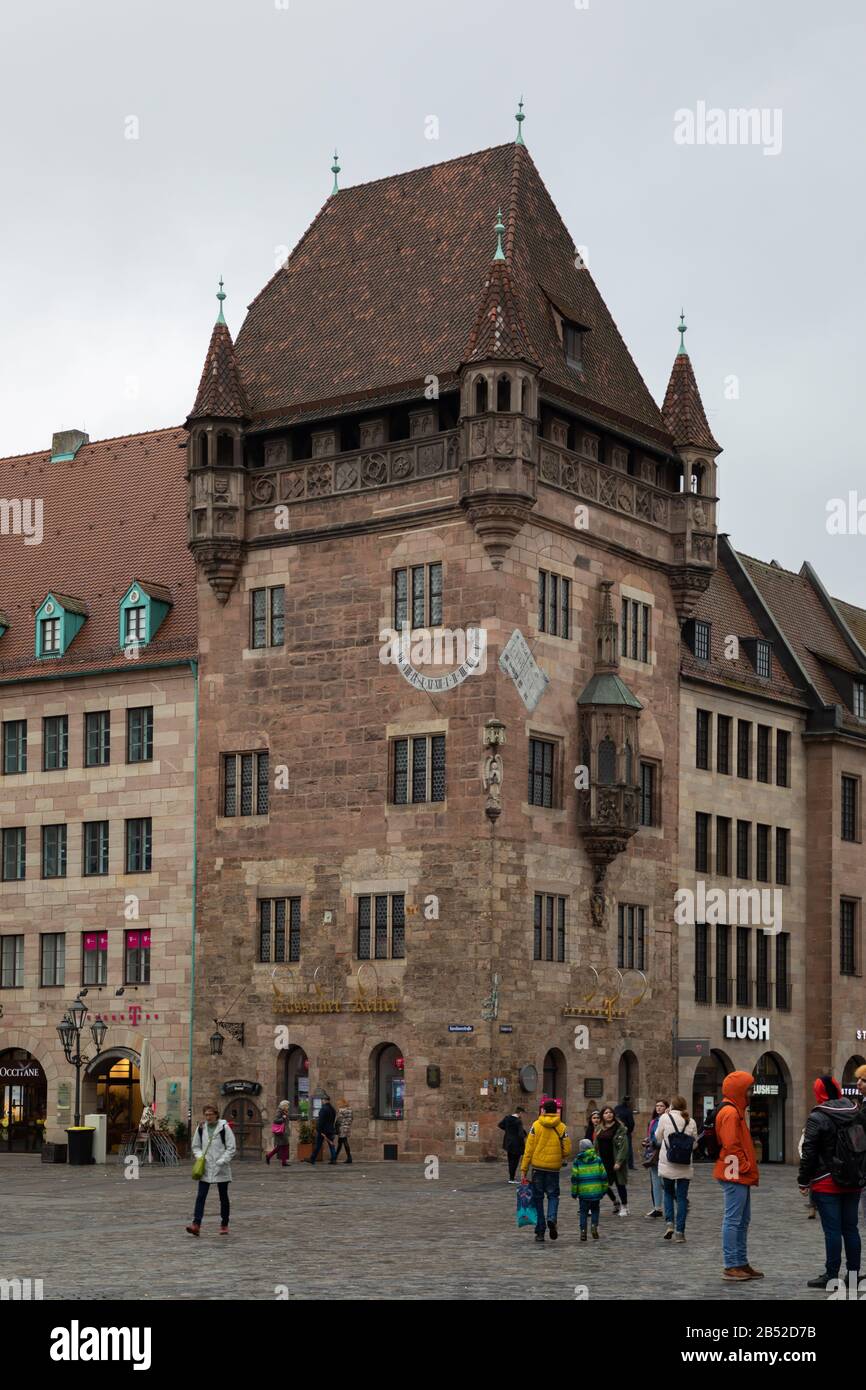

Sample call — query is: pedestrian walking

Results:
[855,1064,866,1226]
[265,1100,291,1167]
[186,1104,236,1236]
[595,1105,630,1215]
[643,1097,668,1219]
[797,1124,818,1219]
[654,1095,698,1242]
[714,1069,761,1281]
[798,1075,866,1289]
[585,1108,601,1142]
[571,1138,608,1241]
[498,1106,527,1183]
[615,1095,636,1171]
[521,1099,572,1244]
[334,1098,353,1164]
[307,1095,337,1165]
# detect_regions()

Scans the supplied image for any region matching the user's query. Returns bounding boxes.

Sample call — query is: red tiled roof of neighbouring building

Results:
[0,426,196,681]
[233,143,671,443]
[188,320,249,421]
[662,351,720,452]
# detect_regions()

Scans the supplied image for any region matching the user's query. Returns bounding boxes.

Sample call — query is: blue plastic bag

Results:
[516,1180,537,1228]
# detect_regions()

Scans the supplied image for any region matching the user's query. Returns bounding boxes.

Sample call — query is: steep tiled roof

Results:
[662,351,720,452]
[463,257,537,365]
[188,321,249,421]
[0,427,196,681]
[832,596,866,655]
[234,143,670,442]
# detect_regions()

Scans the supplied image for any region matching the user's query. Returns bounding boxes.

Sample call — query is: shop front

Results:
[749,1052,788,1164]
[691,1048,734,1127]
[0,1050,47,1152]
[85,1049,142,1153]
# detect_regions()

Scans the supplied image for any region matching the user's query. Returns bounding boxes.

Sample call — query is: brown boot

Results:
[743,1264,764,1278]
[185,1223,200,1237]
[722,1267,751,1280]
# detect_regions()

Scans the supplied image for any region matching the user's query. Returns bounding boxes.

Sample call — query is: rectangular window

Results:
[736,820,751,880]
[125,606,146,642]
[716,715,731,775]
[755,641,771,679]
[617,903,646,971]
[356,893,405,961]
[124,928,151,985]
[41,616,60,654]
[258,898,301,964]
[392,734,445,804]
[125,818,152,873]
[693,621,711,662]
[840,898,859,977]
[776,729,790,787]
[716,817,731,876]
[2,719,27,774]
[756,824,770,883]
[696,710,711,770]
[0,935,24,988]
[775,933,790,1010]
[715,924,731,1005]
[2,827,26,881]
[538,570,571,638]
[84,711,110,767]
[854,681,866,719]
[127,707,154,763]
[639,761,657,827]
[695,812,711,873]
[82,931,108,987]
[563,322,583,366]
[737,721,751,779]
[83,821,110,877]
[621,598,651,663]
[533,894,567,962]
[756,725,770,783]
[42,715,69,771]
[40,933,65,987]
[528,738,556,808]
[756,931,770,1008]
[251,586,285,649]
[842,776,859,842]
[41,824,67,879]
[736,928,751,1006]
[393,564,443,629]
[222,752,270,817]
[775,827,789,886]
[694,922,709,1003]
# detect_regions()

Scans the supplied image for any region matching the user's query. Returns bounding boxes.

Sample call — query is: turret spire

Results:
[331,149,341,196]
[216,276,226,325]
[515,96,525,146]
[493,207,506,262]
[677,309,687,355]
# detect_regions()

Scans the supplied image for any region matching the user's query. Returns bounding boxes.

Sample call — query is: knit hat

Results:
[578,1139,593,1153]
[814,1075,842,1103]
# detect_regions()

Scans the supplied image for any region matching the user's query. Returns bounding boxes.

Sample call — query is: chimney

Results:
[50,429,89,462]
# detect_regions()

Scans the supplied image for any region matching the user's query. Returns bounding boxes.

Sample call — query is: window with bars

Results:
[617,903,646,970]
[620,598,651,663]
[40,932,65,987]
[528,738,556,808]
[694,922,709,1003]
[736,721,751,778]
[693,621,711,662]
[2,827,25,881]
[43,715,69,771]
[223,752,270,817]
[83,821,109,876]
[756,824,770,883]
[533,893,567,962]
[84,711,110,767]
[756,725,770,783]
[736,821,750,880]
[716,715,731,775]
[776,729,790,787]
[125,818,152,873]
[716,817,731,876]
[125,928,151,984]
[842,776,859,842]
[41,824,67,879]
[695,812,711,873]
[356,893,405,960]
[755,641,772,679]
[82,931,108,987]
[756,931,771,1008]
[775,827,789,886]
[840,898,859,977]
[392,735,446,804]
[0,935,24,988]
[538,571,571,638]
[716,924,731,1005]
[127,707,154,763]
[393,564,443,630]
[696,710,711,770]
[124,607,146,642]
[736,927,751,1006]
[2,719,27,774]
[258,898,301,964]
[639,761,658,826]
[775,932,790,1010]
[251,586,285,649]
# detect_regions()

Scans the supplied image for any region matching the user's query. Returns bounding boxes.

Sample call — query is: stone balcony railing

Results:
[246,430,461,509]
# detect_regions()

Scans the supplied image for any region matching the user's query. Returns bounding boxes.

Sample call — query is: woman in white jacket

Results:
[654,1095,698,1243]
[186,1104,237,1236]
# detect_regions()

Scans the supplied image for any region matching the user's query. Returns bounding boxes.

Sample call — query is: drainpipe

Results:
[186,659,199,1135]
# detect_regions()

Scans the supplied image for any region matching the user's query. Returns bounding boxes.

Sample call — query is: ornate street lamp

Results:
[209,1030,225,1058]
[57,997,107,1129]
[90,1019,108,1050]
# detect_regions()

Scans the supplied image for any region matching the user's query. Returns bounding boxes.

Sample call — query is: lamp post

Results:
[56,998,108,1127]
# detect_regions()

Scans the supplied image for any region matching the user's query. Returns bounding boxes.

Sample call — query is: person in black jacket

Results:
[797,1074,866,1288]
[615,1096,636,1171]
[307,1097,338,1166]
[498,1108,527,1183]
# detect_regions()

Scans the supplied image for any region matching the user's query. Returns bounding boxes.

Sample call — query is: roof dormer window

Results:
[755,640,772,680]
[854,680,866,719]
[42,616,60,654]
[563,322,584,370]
[34,593,87,660]
[118,581,173,651]
[124,607,147,643]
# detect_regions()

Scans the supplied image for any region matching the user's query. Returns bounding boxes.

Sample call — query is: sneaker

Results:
[508,1179,519,1185]
[580,1229,587,1242]
[645,1208,661,1219]
[663,1224,674,1240]
[743,1265,764,1279]
[185,1224,200,1237]
[548,1222,558,1241]
[723,1267,751,1280]
[219,1225,229,1235]
[806,1273,831,1288]
[618,1205,629,1217]
[673,1232,686,1244]
[534,1233,545,1244]
[591,1226,599,1240]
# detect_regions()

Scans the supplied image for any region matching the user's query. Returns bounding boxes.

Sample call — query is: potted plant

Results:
[297,1120,314,1162]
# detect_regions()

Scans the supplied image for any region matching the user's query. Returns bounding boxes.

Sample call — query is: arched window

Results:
[216,431,234,467]
[597,736,616,785]
[496,374,512,412]
[474,376,488,414]
[542,1048,567,1118]
[842,1055,866,1087]
[282,1045,310,1119]
[197,432,208,469]
[372,1043,404,1120]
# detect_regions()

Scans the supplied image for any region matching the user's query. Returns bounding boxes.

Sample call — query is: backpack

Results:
[663,1113,695,1166]
[828,1115,866,1188]
[196,1123,227,1149]
[701,1101,734,1161]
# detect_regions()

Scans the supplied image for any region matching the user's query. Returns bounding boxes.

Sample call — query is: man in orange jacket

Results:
[714,1069,762,1280]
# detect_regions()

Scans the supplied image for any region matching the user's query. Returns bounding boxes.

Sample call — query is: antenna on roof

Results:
[677,309,688,355]
[216,276,226,325]
[493,207,506,263]
[330,149,341,196]
[515,96,526,146]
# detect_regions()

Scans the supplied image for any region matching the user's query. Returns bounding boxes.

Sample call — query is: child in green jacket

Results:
[571,1139,608,1240]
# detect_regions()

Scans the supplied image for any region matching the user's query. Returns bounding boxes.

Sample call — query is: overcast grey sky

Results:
[1,0,863,598]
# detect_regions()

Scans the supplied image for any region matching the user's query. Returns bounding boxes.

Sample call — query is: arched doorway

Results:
[371,1043,404,1119]
[617,1050,639,1110]
[281,1045,310,1119]
[841,1054,866,1101]
[86,1050,141,1154]
[692,1048,733,1128]
[542,1048,567,1117]
[750,1052,788,1163]
[222,1098,263,1159]
[0,1050,47,1152]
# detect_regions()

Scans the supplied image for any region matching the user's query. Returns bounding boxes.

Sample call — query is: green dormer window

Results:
[0,611,9,641]
[118,581,172,650]
[34,593,87,659]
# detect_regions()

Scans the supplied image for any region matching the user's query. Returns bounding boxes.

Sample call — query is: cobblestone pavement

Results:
[0,1155,849,1301]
